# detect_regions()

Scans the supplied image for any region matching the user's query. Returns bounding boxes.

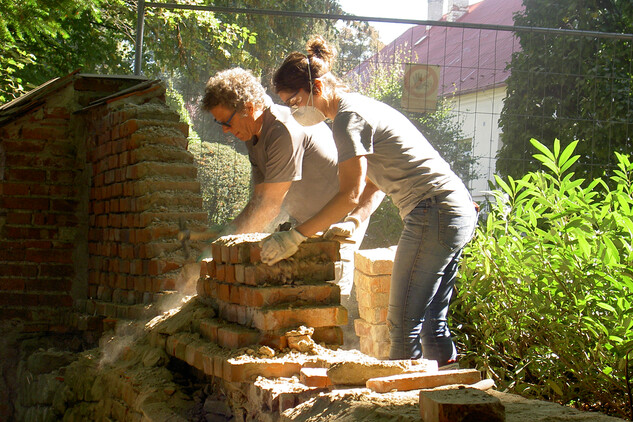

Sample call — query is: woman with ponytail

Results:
[261,36,477,365]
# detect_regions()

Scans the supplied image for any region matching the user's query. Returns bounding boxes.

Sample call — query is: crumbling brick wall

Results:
[0,72,206,333]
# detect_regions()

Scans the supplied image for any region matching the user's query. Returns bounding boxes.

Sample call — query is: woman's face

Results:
[278,89,310,110]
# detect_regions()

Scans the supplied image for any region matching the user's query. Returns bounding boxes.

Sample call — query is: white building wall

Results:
[447,86,506,204]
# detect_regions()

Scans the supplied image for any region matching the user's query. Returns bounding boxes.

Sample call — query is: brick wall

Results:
[0,73,206,331]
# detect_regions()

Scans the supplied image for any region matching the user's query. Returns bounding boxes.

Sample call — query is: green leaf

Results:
[530,138,556,162]
[596,302,616,313]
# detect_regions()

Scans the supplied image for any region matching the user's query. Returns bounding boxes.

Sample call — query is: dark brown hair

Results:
[272,36,336,94]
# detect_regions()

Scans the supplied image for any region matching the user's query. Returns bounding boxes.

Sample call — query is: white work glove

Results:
[323,216,360,240]
[260,229,307,265]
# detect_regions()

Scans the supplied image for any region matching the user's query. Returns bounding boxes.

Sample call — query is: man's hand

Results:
[260,229,307,265]
[323,216,360,240]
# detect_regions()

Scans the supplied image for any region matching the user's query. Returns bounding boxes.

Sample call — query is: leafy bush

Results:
[193,142,251,225]
[454,138,633,419]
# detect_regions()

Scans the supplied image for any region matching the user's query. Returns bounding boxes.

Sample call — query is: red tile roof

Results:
[354,0,524,96]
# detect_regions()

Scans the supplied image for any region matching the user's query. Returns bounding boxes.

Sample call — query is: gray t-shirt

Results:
[332,92,468,218]
[245,104,339,224]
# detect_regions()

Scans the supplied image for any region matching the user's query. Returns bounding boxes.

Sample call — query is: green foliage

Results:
[497,0,633,182]
[0,0,107,102]
[360,196,403,249]
[0,0,259,102]
[193,142,251,226]
[455,138,633,418]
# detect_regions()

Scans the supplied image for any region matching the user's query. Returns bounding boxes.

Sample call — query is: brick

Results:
[217,325,261,349]
[367,369,481,393]
[198,319,222,343]
[358,305,388,324]
[354,248,396,275]
[300,367,332,388]
[250,305,347,331]
[222,358,302,382]
[354,270,391,293]
[243,261,335,286]
[356,286,389,308]
[419,388,505,422]
[328,359,438,386]
[354,319,389,342]
[238,283,340,307]
[229,243,251,264]
[359,337,391,360]
[2,197,49,211]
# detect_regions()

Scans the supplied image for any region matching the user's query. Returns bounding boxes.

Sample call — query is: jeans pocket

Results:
[438,210,476,252]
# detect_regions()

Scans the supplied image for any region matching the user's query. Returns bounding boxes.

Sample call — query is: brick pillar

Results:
[84,81,207,318]
[353,247,396,359]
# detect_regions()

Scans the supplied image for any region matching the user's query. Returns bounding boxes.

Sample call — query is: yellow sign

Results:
[401,64,440,113]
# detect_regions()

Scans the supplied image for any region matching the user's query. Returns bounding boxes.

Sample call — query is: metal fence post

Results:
[134,0,145,75]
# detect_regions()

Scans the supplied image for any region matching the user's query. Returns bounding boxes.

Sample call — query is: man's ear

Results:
[243,102,254,116]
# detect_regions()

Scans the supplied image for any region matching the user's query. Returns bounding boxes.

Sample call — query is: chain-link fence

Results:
[144,2,633,219]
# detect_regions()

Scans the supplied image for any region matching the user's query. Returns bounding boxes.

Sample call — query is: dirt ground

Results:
[281,386,628,421]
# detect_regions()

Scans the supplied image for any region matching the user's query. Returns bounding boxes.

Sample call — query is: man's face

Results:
[209,104,257,141]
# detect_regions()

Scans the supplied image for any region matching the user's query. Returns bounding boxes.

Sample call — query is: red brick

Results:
[217,325,260,349]
[243,261,335,286]
[250,305,347,331]
[359,337,391,359]
[39,264,74,278]
[367,369,481,393]
[1,183,30,196]
[0,278,26,290]
[2,139,46,153]
[357,287,389,308]
[300,367,332,388]
[238,283,340,308]
[2,263,39,277]
[5,168,46,182]
[222,358,302,383]
[25,249,73,264]
[2,197,49,211]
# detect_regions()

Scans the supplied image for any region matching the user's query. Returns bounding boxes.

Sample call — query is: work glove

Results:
[260,229,307,265]
[323,216,360,240]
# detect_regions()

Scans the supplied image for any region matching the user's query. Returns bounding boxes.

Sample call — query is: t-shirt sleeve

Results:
[332,111,374,162]
[262,126,303,183]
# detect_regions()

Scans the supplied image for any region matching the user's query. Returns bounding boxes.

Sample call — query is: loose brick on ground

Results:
[367,368,481,393]
[419,387,505,422]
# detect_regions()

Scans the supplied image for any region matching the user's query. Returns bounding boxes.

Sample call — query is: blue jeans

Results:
[387,190,477,365]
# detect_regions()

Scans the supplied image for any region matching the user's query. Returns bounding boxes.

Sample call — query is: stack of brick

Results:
[82,80,207,320]
[353,247,397,359]
[196,234,347,349]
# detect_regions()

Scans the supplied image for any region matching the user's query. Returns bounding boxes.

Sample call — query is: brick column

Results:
[353,247,396,359]
[84,82,207,318]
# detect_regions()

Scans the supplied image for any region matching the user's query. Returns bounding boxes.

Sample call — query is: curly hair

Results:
[201,68,267,112]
